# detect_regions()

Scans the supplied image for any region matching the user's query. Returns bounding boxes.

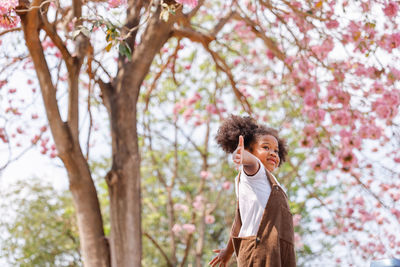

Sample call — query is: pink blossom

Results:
[375,104,392,119]
[368,124,382,140]
[383,90,400,106]
[173,102,184,115]
[389,67,400,81]
[303,91,318,107]
[266,50,275,60]
[233,58,241,66]
[174,203,189,212]
[296,79,315,96]
[205,215,215,224]
[380,33,400,52]
[293,214,301,227]
[108,0,127,8]
[339,130,351,138]
[42,40,56,50]
[359,209,374,223]
[0,0,19,29]
[383,1,398,18]
[326,20,339,29]
[300,137,314,148]
[331,110,351,126]
[342,136,361,149]
[305,108,326,122]
[284,56,295,66]
[391,208,400,220]
[182,107,194,121]
[353,196,364,206]
[311,147,331,171]
[205,104,218,115]
[345,207,354,216]
[172,224,182,234]
[0,0,18,14]
[222,181,231,190]
[311,38,334,59]
[294,232,303,249]
[182,223,196,234]
[338,148,358,169]
[186,92,202,105]
[200,170,212,179]
[0,80,6,89]
[193,195,204,211]
[303,124,317,137]
[0,128,7,143]
[372,81,384,94]
[176,0,198,8]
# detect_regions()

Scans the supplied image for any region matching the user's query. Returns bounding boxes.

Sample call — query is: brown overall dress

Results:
[231,168,296,267]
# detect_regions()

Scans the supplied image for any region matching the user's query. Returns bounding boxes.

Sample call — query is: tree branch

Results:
[144,39,181,112]
[16,0,72,158]
[231,11,291,71]
[172,26,253,114]
[0,27,22,37]
[143,232,173,267]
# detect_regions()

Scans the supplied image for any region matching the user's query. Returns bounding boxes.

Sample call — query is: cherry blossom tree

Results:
[1,0,400,266]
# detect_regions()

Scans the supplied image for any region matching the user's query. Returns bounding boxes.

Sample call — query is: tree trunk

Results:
[17,1,110,266]
[103,4,177,266]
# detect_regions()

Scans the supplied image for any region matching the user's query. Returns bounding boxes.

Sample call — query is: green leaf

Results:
[118,42,132,60]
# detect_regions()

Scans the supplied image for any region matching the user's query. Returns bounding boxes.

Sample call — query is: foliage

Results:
[0,179,81,267]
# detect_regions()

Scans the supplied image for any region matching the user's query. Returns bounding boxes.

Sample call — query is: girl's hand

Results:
[232,135,244,170]
[208,248,232,267]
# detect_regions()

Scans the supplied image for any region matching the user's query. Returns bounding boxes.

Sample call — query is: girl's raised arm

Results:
[232,135,259,176]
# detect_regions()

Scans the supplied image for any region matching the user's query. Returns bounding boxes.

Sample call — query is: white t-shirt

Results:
[234,158,281,237]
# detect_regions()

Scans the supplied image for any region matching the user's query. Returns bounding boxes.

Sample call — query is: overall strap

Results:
[264,168,277,187]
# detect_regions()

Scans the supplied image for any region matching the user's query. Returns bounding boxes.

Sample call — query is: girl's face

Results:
[251,134,280,172]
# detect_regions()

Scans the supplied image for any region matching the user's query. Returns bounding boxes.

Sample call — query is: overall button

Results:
[256,237,260,244]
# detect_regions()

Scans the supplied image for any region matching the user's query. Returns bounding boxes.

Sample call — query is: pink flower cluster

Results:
[108,0,127,8]
[172,223,196,235]
[205,215,215,224]
[173,203,189,212]
[175,0,198,8]
[0,128,7,143]
[310,37,334,60]
[310,147,332,171]
[200,170,212,179]
[383,1,399,18]
[379,33,400,53]
[358,123,382,140]
[173,92,201,118]
[331,109,351,126]
[192,195,204,211]
[0,0,19,29]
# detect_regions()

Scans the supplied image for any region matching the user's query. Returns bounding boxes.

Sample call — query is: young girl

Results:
[209,115,296,267]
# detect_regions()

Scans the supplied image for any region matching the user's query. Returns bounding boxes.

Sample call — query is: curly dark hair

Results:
[215,115,288,166]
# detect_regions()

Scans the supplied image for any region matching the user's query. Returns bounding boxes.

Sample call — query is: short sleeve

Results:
[241,158,265,180]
